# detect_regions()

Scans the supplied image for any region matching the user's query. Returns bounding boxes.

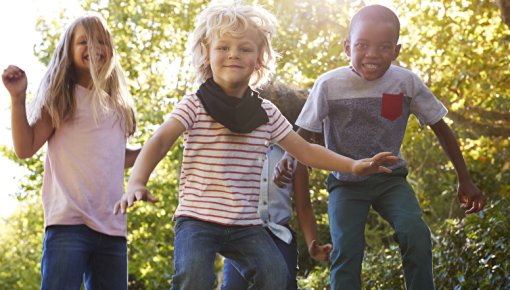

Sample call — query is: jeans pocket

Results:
[381,93,404,121]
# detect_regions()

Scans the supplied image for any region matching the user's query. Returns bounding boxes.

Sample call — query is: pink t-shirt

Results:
[42,85,127,237]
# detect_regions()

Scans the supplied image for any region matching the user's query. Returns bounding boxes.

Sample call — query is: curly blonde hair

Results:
[190,1,278,88]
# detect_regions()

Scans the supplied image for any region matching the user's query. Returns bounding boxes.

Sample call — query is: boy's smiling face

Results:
[208,27,262,97]
[344,20,401,81]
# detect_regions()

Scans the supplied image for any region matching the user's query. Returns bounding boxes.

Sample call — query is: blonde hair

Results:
[190,1,278,88]
[30,12,136,136]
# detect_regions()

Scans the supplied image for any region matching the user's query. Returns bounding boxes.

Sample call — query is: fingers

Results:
[309,240,333,261]
[459,191,486,214]
[2,65,25,83]
[273,161,293,187]
[113,188,157,215]
[463,195,486,214]
[113,201,121,215]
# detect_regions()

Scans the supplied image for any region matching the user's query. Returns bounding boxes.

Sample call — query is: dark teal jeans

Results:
[326,167,434,290]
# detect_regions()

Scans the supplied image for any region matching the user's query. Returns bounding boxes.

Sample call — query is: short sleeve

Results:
[263,100,293,144]
[168,94,200,130]
[409,74,448,126]
[295,77,329,133]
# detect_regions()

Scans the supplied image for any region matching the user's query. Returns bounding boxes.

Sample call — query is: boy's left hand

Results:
[308,240,332,261]
[352,152,399,176]
[458,180,485,214]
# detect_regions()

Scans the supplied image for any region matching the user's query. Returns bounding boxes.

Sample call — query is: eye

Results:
[240,47,254,53]
[216,46,229,51]
[379,44,392,51]
[355,43,368,50]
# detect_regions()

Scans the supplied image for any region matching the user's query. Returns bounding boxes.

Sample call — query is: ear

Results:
[255,52,263,70]
[344,39,351,57]
[393,44,401,60]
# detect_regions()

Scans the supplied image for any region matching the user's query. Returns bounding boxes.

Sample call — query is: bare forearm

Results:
[431,120,471,182]
[297,206,319,247]
[11,101,35,158]
[296,143,355,173]
[127,137,168,187]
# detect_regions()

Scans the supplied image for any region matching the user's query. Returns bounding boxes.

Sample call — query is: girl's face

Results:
[344,20,400,81]
[71,24,109,86]
[208,27,262,97]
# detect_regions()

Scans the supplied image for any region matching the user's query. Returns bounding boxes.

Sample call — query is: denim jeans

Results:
[221,226,298,290]
[40,224,127,290]
[326,168,434,290]
[171,217,288,290]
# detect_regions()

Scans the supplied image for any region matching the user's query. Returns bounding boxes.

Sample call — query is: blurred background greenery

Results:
[1,0,509,289]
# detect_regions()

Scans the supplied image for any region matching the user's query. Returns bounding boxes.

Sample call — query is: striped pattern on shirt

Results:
[170,93,292,226]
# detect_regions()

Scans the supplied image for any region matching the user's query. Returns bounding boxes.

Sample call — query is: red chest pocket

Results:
[381,93,404,121]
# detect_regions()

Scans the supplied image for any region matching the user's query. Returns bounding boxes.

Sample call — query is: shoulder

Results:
[387,65,424,82]
[261,98,279,111]
[316,66,352,84]
[176,93,202,109]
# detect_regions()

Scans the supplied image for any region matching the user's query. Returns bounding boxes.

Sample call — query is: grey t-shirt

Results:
[296,65,447,182]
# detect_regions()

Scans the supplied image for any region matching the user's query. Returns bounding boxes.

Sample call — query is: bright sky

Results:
[0,0,84,218]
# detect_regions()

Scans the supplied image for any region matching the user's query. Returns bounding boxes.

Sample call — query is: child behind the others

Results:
[114,2,398,290]
[221,88,332,290]
[274,4,485,290]
[2,12,138,290]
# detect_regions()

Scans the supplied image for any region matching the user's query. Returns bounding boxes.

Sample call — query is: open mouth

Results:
[363,63,379,71]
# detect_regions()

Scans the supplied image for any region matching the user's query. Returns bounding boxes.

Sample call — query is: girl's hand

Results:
[2,65,28,103]
[352,152,399,176]
[308,240,333,261]
[113,185,159,214]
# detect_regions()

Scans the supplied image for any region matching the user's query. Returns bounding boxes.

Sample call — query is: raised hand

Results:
[2,65,28,102]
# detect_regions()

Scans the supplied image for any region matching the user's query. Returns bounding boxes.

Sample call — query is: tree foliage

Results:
[1,0,509,289]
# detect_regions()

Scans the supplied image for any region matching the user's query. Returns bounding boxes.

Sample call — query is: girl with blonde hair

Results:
[2,12,138,290]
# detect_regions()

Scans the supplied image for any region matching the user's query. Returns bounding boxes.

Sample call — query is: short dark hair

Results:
[348,5,400,42]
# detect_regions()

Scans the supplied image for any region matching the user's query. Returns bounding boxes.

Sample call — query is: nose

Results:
[365,45,379,57]
[228,49,240,59]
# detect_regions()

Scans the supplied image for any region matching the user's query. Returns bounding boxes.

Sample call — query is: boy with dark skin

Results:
[274,5,485,290]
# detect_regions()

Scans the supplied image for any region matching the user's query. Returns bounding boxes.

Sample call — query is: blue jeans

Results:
[171,217,288,290]
[40,224,127,290]
[326,168,434,290]
[222,226,298,290]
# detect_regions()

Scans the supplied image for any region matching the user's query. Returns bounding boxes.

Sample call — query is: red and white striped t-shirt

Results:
[169,93,292,226]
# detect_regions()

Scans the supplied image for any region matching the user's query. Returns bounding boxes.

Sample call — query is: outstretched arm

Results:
[430,119,485,214]
[274,128,316,187]
[293,163,332,261]
[2,65,54,158]
[114,117,185,214]
[277,130,398,176]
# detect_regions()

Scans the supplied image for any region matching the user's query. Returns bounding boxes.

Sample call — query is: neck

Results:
[76,71,93,89]
[212,78,249,98]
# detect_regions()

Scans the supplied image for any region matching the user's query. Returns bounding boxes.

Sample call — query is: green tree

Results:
[1,0,508,289]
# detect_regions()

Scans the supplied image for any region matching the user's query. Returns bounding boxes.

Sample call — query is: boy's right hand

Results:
[273,152,294,188]
[113,186,159,214]
[2,65,28,102]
